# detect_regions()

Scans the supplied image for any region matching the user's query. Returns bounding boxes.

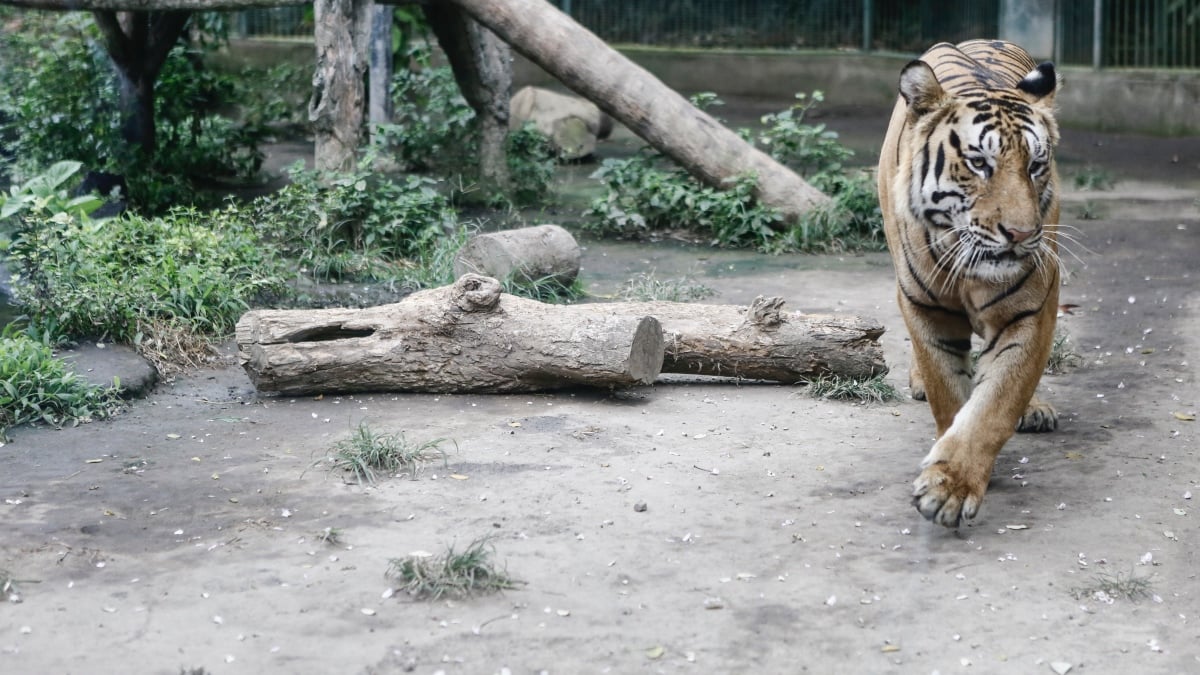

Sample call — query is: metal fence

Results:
[234,0,1200,69]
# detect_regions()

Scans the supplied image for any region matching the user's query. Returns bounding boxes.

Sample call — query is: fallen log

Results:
[236,274,663,395]
[453,224,582,287]
[621,296,887,382]
[510,86,613,159]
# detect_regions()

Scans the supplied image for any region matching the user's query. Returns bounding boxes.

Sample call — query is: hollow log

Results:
[453,224,581,286]
[617,296,887,382]
[236,274,663,395]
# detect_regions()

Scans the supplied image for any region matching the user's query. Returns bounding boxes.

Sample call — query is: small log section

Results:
[625,296,887,382]
[236,274,664,395]
[453,224,581,286]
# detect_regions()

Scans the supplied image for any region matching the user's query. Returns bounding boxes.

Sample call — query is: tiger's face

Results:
[898,61,1060,284]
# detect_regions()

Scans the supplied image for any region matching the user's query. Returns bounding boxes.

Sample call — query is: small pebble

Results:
[633,502,648,513]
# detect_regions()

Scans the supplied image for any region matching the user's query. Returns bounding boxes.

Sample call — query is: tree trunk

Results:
[619,296,887,382]
[236,274,664,395]
[425,2,512,191]
[446,0,830,223]
[92,10,191,157]
[367,4,393,130]
[310,0,372,172]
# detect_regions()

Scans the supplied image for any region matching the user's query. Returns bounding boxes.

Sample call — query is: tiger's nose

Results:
[998,224,1034,244]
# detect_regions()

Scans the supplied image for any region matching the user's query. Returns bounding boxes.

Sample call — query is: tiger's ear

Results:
[1017,62,1059,105]
[899,60,946,117]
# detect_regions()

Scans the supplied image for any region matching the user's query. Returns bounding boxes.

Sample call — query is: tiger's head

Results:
[896,59,1060,284]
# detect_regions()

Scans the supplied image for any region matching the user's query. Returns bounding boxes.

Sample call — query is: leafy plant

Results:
[801,372,899,404]
[0,160,103,227]
[314,421,449,486]
[0,331,123,441]
[248,160,458,283]
[504,122,558,207]
[586,91,883,252]
[386,536,519,600]
[616,270,715,302]
[1046,327,1084,374]
[1073,165,1115,191]
[7,197,286,357]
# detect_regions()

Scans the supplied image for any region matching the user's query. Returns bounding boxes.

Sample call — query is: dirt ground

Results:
[2,101,1200,674]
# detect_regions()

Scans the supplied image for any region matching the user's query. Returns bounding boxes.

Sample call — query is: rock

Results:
[59,342,158,398]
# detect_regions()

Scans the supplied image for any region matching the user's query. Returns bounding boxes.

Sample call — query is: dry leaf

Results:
[449,474,469,480]
[881,644,900,653]
[1065,451,1084,460]
[645,646,665,660]
[1172,412,1195,421]
[85,458,104,464]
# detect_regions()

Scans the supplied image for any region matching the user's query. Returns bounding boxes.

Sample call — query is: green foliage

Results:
[0,161,103,229]
[7,202,285,347]
[248,160,458,283]
[0,14,288,214]
[0,331,123,441]
[315,421,448,486]
[1073,165,1115,191]
[387,536,518,600]
[376,45,555,206]
[616,271,715,303]
[759,91,853,178]
[587,91,883,252]
[586,150,784,248]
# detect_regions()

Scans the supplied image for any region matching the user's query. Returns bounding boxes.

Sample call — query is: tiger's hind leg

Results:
[1017,393,1057,432]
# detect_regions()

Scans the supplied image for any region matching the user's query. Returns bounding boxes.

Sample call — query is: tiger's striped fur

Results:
[877,40,1062,527]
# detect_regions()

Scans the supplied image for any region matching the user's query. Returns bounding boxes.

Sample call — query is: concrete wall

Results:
[515,46,1200,136]
[221,40,1200,135]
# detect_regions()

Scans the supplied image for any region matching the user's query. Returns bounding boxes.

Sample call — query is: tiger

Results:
[876,40,1063,528]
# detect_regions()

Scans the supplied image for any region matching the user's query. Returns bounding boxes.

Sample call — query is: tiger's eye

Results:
[968,156,988,171]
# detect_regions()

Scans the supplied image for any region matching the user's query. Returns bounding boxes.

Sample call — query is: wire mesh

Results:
[229,1,1200,69]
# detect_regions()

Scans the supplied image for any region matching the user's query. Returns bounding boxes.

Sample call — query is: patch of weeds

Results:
[1046,327,1084,374]
[1073,165,1115,192]
[397,225,473,291]
[248,159,457,284]
[315,421,449,486]
[0,332,123,441]
[1,568,20,602]
[1075,200,1106,220]
[501,273,586,304]
[316,527,343,547]
[386,536,519,600]
[801,372,899,404]
[586,90,882,252]
[617,271,715,303]
[1069,569,1155,603]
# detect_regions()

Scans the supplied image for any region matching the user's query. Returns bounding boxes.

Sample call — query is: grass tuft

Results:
[1070,569,1155,603]
[1073,165,1115,191]
[1046,327,1084,374]
[314,421,448,486]
[386,536,519,600]
[801,372,900,404]
[617,271,715,303]
[1,568,19,603]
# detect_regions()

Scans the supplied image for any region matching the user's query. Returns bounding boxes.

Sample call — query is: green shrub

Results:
[247,160,458,283]
[0,332,122,441]
[0,13,285,213]
[587,91,883,252]
[7,204,286,346]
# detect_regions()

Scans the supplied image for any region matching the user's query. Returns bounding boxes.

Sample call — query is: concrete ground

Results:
[1,111,1198,674]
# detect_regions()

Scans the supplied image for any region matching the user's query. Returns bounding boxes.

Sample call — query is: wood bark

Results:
[367,4,394,129]
[447,0,830,223]
[452,224,581,286]
[425,2,513,190]
[237,274,664,395]
[618,296,887,382]
[310,0,372,172]
[92,9,191,157]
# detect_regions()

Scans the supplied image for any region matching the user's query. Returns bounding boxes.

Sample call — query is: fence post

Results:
[1092,0,1102,69]
[862,0,873,52]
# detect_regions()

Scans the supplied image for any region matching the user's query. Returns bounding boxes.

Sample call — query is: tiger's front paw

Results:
[912,461,988,528]
[1017,395,1057,432]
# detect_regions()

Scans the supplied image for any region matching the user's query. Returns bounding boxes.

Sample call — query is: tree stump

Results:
[452,224,582,286]
[236,274,663,395]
